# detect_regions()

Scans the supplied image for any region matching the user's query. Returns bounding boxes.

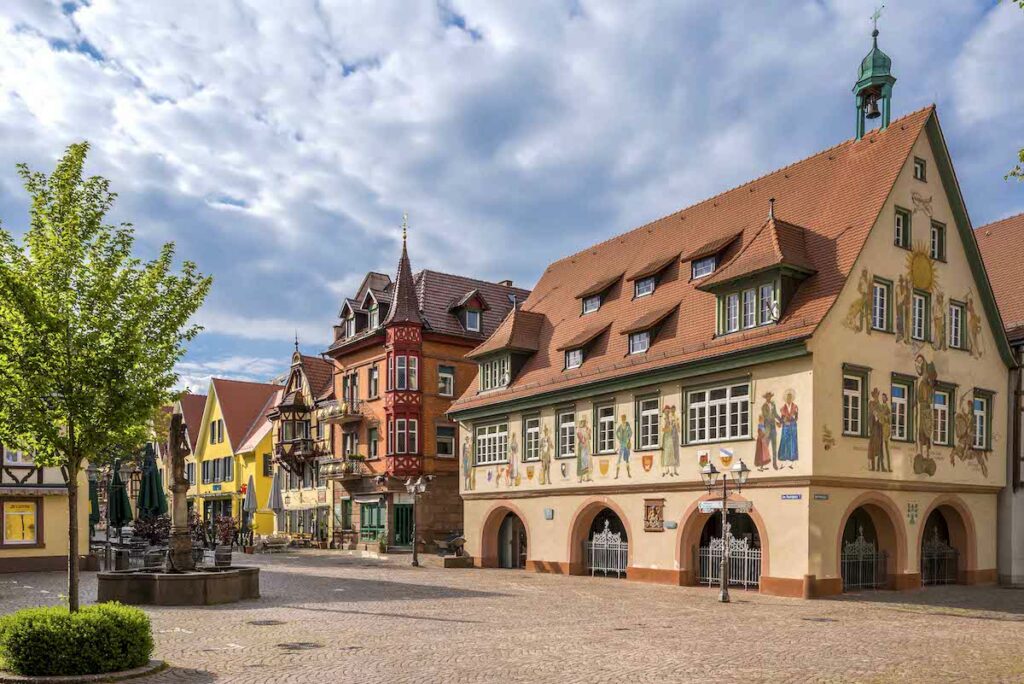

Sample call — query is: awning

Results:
[354,494,385,504]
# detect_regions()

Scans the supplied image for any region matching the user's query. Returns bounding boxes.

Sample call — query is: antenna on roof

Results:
[768,197,776,221]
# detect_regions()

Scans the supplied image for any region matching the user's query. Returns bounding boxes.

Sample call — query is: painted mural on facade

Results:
[576,416,592,483]
[660,405,680,476]
[614,414,632,479]
[754,390,799,471]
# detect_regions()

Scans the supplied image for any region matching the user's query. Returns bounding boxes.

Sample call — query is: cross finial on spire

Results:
[401,211,408,246]
[871,4,884,36]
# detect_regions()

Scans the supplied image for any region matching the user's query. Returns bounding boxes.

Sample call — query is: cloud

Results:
[175,355,285,393]
[1,0,1022,380]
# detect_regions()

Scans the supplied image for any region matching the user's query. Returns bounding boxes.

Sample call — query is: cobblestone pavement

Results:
[3,552,1024,683]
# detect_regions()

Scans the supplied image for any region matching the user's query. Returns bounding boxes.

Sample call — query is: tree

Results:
[0,143,211,611]
[1011,2,1024,180]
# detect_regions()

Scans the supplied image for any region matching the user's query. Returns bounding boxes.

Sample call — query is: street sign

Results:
[698,500,753,514]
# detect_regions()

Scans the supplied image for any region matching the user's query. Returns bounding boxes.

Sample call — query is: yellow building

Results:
[0,444,92,572]
[192,378,279,535]
[450,33,1013,597]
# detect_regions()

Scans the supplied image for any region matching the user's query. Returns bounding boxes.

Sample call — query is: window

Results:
[933,389,952,446]
[408,419,418,454]
[948,302,965,350]
[368,427,379,459]
[436,426,456,457]
[345,316,355,337]
[930,221,946,261]
[565,348,584,369]
[686,383,750,443]
[725,293,740,333]
[596,404,615,453]
[359,502,384,542]
[186,462,195,485]
[368,365,379,397]
[912,292,929,341]
[742,289,756,329]
[2,447,32,465]
[692,256,716,279]
[396,418,407,453]
[890,378,914,442]
[409,356,419,391]
[465,309,481,332]
[343,431,358,456]
[637,396,660,449]
[338,499,353,530]
[387,357,393,391]
[475,423,509,465]
[634,276,656,298]
[438,365,455,396]
[973,395,989,450]
[759,283,777,324]
[629,331,651,355]
[223,456,233,482]
[263,454,273,477]
[582,295,601,314]
[557,410,576,458]
[396,356,408,390]
[871,279,890,332]
[212,458,222,483]
[2,501,38,545]
[913,156,927,181]
[843,372,866,436]
[523,417,540,461]
[894,207,911,249]
[480,356,510,391]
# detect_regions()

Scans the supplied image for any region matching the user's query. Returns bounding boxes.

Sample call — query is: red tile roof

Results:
[466,308,545,359]
[237,389,280,452]
[698,215,815,289]
[575,273,623,300]
[556,322,612,351]
[620,302,680,335]
[210,378,280,450]
[976,212,1024,342]
[452,106,936,413]
[299,354,333,398]
[682,232,742,262]
[177,393,207,449]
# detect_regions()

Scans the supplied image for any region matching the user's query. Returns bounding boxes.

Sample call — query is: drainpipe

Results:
[1014,346,1023,491]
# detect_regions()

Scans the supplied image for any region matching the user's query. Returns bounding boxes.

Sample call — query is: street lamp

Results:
[700,458,750,603]
[404,476,429,567]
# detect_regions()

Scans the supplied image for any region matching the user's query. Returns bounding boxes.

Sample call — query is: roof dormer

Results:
[627,253,679,299]
[449,289,491,333]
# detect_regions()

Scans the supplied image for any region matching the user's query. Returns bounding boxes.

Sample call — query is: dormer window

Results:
[718,281,778,335]
[565,348,584,369]
[369,306,379,328]
[582,295,601,315]
[628,331,651,355]
[480,355,510,391]
[465,309,481,332]
[691,256,716,279]
[345,316,355,337]
[634,276,656,298]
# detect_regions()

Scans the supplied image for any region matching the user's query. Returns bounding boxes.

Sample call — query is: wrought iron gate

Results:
[841,527,888,590]
[393,504,413,547]
[584,520,628,577]
[697,536,762,588]
[921,527,959,585]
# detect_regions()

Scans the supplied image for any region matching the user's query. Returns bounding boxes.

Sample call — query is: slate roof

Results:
[210,378,280,451]
[452,106,937,413]
[384,241,426,326]
[976,212,1024,343]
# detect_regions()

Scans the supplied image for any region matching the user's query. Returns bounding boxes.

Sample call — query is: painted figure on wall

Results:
[660,405,680,476]
[867,388,892,472]
[914,353,938,476]
[966,291,983,359]
[462,435,474,491]
[576,416,592,483]
[614,414,632,479]
[932,292,947,351]
[895,275,910,344]
[754,391,780,471]
[507,433,520,486]
[538,424,553,485]
[951,394,989,477]
[777,390,798,467]
[843,268,871,333]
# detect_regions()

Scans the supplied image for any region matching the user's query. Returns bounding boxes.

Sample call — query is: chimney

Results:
[498,279,513,287]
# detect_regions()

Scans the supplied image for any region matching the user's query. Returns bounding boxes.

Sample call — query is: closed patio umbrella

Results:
[243,474,258,517]
[136,446,165,519]
[266,468,283,513]
[88,478,100,538]
[108,462,134,531]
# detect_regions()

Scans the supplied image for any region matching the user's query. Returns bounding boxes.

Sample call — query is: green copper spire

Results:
[853,6,896,140]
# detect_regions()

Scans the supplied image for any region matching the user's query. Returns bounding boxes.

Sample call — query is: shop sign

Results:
[781,493,802,501]
[813,493,829,501]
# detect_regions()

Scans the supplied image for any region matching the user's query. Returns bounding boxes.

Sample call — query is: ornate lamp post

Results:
[404,476,429,567]
[700,459,750,603]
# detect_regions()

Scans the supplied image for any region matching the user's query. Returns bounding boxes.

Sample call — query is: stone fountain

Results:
[97,413,260,606]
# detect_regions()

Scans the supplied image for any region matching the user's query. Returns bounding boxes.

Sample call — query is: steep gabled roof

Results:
[452,106,938,414]
[299,354,333,398]
[466,308,545,359]
[383,239,425,326]
[177,393,207,450]
[976,212,1024,343]
[210,378,280,451]
[237,389,281,453]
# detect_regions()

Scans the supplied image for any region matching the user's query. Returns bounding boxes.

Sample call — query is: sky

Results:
[0,1,1021,391]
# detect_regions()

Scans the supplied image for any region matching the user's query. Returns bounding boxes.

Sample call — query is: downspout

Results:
[1014,345,1023,491]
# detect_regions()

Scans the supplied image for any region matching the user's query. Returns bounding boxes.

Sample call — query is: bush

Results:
[0,602,153,676]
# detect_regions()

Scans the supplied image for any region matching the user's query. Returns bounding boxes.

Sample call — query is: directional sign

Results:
[698,500,753,514]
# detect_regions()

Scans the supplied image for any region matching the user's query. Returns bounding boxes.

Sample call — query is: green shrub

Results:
[0,602,153,676]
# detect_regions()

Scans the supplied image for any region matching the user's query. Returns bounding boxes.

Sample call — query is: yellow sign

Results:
[3,501,37,544]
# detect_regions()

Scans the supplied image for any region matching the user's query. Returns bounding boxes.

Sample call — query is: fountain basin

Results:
[97,566,259,606]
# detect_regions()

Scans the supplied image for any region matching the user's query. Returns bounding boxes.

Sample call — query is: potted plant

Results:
[187,512,207,566]
[133,515,171,568]
[316,519,329,549]
[214,516,238,567]
[376,530,388,555]
[241,527,256,554]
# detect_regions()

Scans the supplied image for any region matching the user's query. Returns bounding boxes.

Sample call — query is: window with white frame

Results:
[345,316,355,337]
[948,302,965,350]
[480,356,510,391]
[759,283,777,324]
[637,396,660,449]
[438,365,455,396]
[565,348,584,369]
[913,157,927,181]
[368,365,379,397]
[369,306,379,329]
[912,292,929,341]
[582,295,601,315]
[933,389,951,446]
[408,356,418,391]
[629,331,651,355]
[890,381,911,441]
[634,276,656,298]
[871,280,890,331]
[396,418,408,453]
[436,426,456,457]
[742,289,756,329]
[596,404,615,453]
[408,419,418,454]
[475,423,508,465]
[557,410,575,458]
[523,417,540,461]
[720,294,737,333]
[396,356,408,390]
[930,221,946,261]
[843,373,864,436]
[973,395,989,450]
[692,256,716,279]
[465,309,481,332]
[686,383,750,443]
[894,207,911,249]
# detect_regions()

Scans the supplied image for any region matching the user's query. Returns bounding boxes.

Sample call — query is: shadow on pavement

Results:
[823,584,1024,618]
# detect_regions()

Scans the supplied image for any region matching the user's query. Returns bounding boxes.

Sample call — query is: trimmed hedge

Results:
[0,602,153,677]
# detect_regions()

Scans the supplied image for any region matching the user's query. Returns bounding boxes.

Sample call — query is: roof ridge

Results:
[416,268,531,293]
[978,210,1024,233]
[544,105,937,271]
[211,377,279,389]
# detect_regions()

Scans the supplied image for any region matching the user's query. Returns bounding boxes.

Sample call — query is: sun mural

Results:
[907,243,936,292]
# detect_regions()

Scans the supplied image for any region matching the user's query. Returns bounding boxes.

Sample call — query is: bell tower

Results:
[853,8,896,140]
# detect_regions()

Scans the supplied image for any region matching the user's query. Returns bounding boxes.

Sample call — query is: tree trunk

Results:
[66,470,80,612]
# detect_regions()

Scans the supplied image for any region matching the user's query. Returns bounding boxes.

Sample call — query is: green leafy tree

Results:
[0,143,211,610]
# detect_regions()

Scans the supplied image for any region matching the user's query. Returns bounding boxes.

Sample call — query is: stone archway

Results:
[677,493,769,587]
[916,495,976,585]
[566,497,633,576]
[478,502,531,569]
[836,493,907,590]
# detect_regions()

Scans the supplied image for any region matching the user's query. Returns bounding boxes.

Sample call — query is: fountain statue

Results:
[166,413,194,572]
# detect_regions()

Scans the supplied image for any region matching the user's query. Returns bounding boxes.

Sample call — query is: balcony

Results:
[273,438,327,475]
[319,456,368,481]
[385,454,423,478]
[318,399,365,425]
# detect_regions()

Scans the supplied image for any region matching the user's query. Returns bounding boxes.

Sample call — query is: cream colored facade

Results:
[455,119,1010,597]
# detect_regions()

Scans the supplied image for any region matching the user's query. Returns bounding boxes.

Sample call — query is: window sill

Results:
[870,327,894,335]
[474,461,509,467]
[842,432,868,439]
[634,446,660,453]
[554,454,577,460]
[684,436,754,446]
[0,542,44,549]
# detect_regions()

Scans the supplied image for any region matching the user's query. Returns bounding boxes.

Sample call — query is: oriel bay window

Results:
[475,422,508,465]
[636,396,660,449]
[390,418,419,454]
[393,354,419,391]
[281,419,309,442]
[686,382,750,444]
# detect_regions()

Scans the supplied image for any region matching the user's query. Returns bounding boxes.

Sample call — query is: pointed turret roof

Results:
[383,220,425,326]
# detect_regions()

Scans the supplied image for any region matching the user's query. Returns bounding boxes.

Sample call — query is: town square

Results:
[1,1,1024,682]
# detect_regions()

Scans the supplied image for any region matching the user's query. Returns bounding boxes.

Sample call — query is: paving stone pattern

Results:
[2,553,1024,683]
